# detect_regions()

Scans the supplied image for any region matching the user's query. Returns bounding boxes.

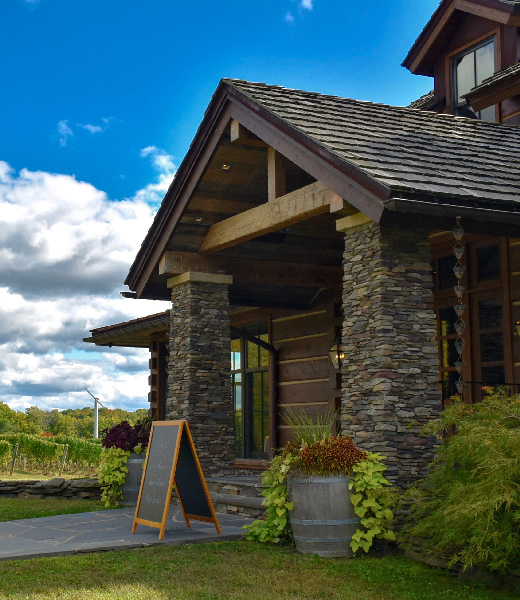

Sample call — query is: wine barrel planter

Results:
[288,475,360,558]
[121,453,145,506]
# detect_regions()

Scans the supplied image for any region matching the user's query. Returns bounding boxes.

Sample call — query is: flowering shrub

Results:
[101,420,150,452]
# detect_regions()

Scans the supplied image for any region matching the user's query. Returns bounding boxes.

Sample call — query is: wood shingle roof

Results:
[225,79,520,209]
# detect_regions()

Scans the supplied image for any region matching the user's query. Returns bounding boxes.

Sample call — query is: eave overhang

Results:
[83,310,170,348]
[402,0,520,76]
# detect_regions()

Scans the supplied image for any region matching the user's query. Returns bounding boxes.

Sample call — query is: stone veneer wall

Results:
[341,221,441,487]
[167,273,235,476]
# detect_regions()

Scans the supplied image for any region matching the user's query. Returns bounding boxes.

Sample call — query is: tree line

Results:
[0,402,148,439]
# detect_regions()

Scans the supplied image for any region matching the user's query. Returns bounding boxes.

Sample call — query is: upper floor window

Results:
[452,37,496,121]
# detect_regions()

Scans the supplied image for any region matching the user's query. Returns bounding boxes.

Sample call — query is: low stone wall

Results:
[0,478,102,500]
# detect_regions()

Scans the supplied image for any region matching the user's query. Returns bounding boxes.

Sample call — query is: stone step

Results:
[209,492,266,519]
[205,475,265,499]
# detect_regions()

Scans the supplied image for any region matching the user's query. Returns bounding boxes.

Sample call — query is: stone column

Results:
[338,215,441,487]
[166,271,234,476]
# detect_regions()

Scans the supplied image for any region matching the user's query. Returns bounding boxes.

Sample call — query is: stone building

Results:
[85,0,520,487]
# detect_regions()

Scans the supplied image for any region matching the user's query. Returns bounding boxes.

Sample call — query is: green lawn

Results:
[0,542,518,600]
[0,498,518,599]
[0,496,107,521]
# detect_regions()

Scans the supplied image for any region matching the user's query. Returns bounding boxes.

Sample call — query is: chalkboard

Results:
[132,421,221,540]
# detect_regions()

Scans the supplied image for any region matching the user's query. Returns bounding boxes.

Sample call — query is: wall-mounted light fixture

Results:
[516,320,520,338]
[329,336,344,370]
[221,163,232,171]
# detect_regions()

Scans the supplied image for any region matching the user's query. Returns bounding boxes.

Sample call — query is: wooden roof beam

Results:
[159,250,342,288]
[230,118,268,147]
[198,181,346,254]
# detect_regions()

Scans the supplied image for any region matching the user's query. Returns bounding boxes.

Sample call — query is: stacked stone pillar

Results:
[166,271,235,476]
[339,216,441,487]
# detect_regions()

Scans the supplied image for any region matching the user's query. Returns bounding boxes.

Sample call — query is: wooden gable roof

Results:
[403,0,520,76]
[125,78,520,301]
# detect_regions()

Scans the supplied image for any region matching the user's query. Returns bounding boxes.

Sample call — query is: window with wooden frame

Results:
[231,325,270,459]
[431,234,516,404]
[451,36,497,121]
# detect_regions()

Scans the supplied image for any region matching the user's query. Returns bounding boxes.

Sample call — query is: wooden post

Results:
[267,147,286,201]
[59,445,69,476]
[10,443,18,476]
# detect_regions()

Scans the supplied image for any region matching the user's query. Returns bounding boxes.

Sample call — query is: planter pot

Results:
[121,453,145,507]
[288,475,360,558]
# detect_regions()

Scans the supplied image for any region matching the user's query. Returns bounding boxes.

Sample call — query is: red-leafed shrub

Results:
[101,420,149,452]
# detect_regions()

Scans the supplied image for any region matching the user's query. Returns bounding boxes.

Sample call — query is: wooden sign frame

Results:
[132,420,221,540]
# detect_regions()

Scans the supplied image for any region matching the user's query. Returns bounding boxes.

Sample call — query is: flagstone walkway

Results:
[0,507,251,561]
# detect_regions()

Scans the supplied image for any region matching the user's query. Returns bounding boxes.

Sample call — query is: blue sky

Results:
[0,0,440,414]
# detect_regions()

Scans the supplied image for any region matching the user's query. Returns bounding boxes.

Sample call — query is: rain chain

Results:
[453,216,466,394]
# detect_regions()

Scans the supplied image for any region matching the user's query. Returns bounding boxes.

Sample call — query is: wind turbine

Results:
[84,388,105,439]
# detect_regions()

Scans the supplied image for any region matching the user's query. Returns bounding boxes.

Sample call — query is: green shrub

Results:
[0,440,12,471]
[400,389,520,572]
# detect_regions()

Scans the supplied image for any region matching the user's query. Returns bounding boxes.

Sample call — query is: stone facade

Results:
[340,220,441,487]
[167,272,235,476]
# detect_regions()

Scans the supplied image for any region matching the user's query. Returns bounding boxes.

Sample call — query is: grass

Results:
[0,496,108,521]
[0,541,518,600]
[0,469,96,481]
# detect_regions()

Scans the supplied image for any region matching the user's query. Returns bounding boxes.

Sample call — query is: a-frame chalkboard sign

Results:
[132,421,221,540]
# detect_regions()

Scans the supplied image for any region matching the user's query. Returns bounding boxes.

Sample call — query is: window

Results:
[231,326,270,459]
[452,37,496,121]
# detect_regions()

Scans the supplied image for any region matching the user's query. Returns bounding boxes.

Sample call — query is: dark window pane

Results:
[479,299,502,330]
[440,338,458,368]
[481,365,505,385]
[439,306,458,336]
[247,340,259,368]
[437,255,458,290]
[252,373,263,412]
[441,371,459,401]
[480,332,504,362]
[476,245,500,281]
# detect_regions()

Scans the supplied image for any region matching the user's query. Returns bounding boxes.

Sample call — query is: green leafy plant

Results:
[244,453,295,544]
[97,418,151,506]
[349,452,396,553]
[245,409,395,554]
[98,447,130,506]
[400,389,520,572]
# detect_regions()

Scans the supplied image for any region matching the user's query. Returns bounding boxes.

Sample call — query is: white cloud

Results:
[136,146,177,206]
[57,120,73,147]
[284,11,295,23]
[0,160,171,412]
[301,0,314,8]
[77,123,103,134]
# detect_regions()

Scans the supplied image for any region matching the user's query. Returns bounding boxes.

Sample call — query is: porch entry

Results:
[231,326,270,459]
[433,235,518,403]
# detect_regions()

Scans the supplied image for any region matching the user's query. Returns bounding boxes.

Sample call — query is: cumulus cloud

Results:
[301,0,313,8]
[135,146,177,206]
[0,159,171,412]
[57,120,73,147]
[284,11,295,23]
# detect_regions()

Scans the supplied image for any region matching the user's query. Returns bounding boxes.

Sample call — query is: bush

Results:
[0,440,12,471]
[101,420,150,452]
[400,388,520,572]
